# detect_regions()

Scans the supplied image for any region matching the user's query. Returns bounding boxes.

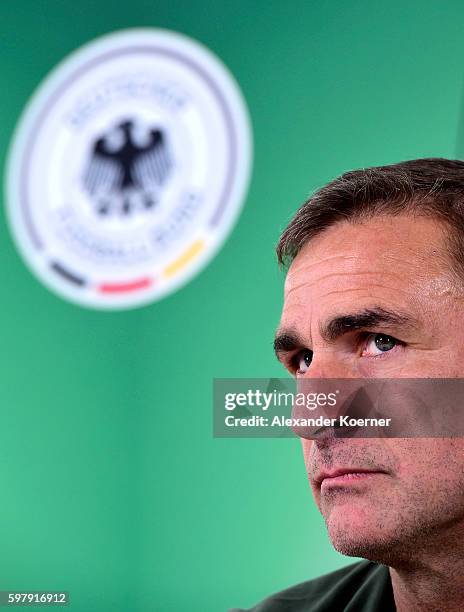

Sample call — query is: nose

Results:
[296,353,365,443]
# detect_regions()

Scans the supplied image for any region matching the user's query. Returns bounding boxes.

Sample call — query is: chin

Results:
[324,503,399,562]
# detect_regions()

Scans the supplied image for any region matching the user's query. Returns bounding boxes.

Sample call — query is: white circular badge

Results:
[6,29,252,309]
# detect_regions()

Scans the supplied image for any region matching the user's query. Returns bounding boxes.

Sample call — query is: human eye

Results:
[361,333,402,357]
[291,349,313,375]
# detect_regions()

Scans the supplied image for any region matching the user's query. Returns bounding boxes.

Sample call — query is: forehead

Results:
[283,215,454,322]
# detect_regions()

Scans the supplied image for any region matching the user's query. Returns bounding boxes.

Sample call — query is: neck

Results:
[389,541,464,612]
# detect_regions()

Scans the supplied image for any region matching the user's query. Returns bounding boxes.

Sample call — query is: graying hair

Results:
[277,158,464,279]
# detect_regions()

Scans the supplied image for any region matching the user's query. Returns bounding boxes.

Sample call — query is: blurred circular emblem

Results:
[6,29,252,309]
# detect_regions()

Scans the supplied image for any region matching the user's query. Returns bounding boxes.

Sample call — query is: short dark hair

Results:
[276,158,464,278]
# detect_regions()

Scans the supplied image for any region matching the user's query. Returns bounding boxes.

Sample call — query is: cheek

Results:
[394,440,464,486]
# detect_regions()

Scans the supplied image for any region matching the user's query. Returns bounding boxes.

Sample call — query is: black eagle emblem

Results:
[82,119,172,215]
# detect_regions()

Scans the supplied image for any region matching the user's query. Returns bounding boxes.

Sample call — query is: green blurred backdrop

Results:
[1,1,464,610]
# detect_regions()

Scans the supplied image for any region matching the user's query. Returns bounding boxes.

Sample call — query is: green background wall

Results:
[1,2,463,610]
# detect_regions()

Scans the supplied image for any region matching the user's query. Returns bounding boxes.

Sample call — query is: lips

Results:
[314,467,388,486]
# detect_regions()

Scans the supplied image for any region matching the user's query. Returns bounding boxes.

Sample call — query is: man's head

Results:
[274,158,464,567]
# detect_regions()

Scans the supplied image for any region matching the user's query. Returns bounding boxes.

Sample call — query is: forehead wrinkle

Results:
[286,253,427,283]
[284,250,454,295]
[316,285,415,300]
[286,254,360,281]
[284,271,415,301]
[287,227,449,288]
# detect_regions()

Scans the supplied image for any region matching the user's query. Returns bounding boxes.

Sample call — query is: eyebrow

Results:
[273,307,418,361]
[273,330,306,359]
[320,307,418,343]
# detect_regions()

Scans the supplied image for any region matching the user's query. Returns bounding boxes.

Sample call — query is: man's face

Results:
[276,214,464,563]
